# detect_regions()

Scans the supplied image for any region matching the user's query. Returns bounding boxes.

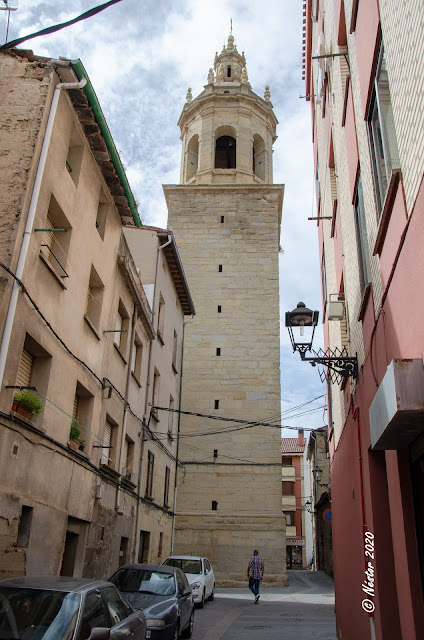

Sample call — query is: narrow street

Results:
[191,571,336,640]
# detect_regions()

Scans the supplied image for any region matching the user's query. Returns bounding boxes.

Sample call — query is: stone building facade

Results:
[0,49,193,579]
[165,34,287,586]
[306,427,332,577]
[304,0,424,637]
[281,432,307,569]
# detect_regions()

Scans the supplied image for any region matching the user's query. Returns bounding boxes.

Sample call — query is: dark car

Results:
[109,564,193,640]
[0,576,147,640]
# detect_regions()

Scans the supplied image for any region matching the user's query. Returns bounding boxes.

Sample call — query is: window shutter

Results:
[41,216,55,260]
[16,350,33,387]
[101,421,112,465]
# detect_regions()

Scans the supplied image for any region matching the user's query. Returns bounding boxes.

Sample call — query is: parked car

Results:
[109,564,193,640]
[162,556,214,608]
[0,575,147,639]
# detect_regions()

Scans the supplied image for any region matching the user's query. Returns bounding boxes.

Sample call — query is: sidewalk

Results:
[216,570,335,605]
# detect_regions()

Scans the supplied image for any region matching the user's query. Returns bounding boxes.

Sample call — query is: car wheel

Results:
[208,584,215,601]
[198,589,205,608]
[173,621,180,640]
[181,609,194,638]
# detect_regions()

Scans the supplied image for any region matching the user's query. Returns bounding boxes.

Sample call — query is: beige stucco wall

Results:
[0,52,183,578]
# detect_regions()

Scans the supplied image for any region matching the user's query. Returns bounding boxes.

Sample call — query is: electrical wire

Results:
[0,0,124,50]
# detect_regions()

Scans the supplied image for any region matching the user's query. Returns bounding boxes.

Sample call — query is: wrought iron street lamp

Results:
[312,465,331,490]
[285,301,358,384]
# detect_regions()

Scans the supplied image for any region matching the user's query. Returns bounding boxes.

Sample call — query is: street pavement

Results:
[190,570,337,639]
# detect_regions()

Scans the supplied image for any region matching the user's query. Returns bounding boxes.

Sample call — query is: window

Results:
[315,161,321,210]
[123,436,134,477]
[85,265,104,332]
[66,126,84,187]
[218,305,222,313]
[113,300,129,356]
[15,335,51,419]
[227,65,231,78]
[39,195,71,280]
[95,188,108,240]
[282,482,295,496]
[218,264,223,272]
[69,382,93,450]
[216,348,221,356]
[101,585,133,621]
[78,590,109,640]
[367,43,399,219]
[354,176,372,295]
[101,418,116,467]
[157,295,165,343]
[164,466,170,507]
[282,457,293,466]
[131,335,143,382]
[214,400,219,410]
[285,512,296,526]
[321,252,327,305]
[215,136,236,169]
[146,451,155,498]
[212,501,218,510]
[220,216,225,223]
[16,505,33,547]
[158,532,163,558]
[172,331,178,372]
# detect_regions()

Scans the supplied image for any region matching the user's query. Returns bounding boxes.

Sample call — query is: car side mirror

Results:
[88,629,110,640]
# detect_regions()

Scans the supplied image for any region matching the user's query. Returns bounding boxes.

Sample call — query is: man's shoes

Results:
[255,594,260,604]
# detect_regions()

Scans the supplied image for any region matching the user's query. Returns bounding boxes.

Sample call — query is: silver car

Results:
[0,576,147,639]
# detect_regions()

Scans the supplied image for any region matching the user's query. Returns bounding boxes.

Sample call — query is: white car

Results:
[162,556,215,607]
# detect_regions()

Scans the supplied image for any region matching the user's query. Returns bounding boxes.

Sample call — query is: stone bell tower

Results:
[164,33,287,587]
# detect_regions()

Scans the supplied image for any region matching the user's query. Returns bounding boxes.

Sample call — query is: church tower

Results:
[164,34,287,586]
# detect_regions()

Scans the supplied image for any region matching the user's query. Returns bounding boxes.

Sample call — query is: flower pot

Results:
[69,439,81,451]
[12,402,32,419]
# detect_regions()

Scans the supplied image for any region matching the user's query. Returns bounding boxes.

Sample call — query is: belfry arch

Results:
[214,126,237,169]
[186,134,199,182]
[253,134,266,181]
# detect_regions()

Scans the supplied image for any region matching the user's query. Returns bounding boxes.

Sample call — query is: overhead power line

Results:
[0,0,124,50]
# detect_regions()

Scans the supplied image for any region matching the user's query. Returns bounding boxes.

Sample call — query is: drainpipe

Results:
[171,316,192,553]
[0,76,87,390]
[116,304,137,514]
[133,232,172,562]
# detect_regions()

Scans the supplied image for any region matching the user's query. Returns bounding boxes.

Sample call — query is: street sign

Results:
[323,509,332,522]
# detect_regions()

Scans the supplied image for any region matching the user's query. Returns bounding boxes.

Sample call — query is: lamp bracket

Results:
[299,346,358,384]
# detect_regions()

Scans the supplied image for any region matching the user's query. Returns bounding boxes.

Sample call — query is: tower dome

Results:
[178,34,278,185]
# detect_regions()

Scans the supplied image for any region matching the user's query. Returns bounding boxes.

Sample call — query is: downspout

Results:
[171,316,192,553]
[0,76,87,390]
[133,233,172,562]
[116,304,137,514]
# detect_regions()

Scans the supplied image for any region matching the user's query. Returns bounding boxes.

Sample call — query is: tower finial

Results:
[230,17,232,35]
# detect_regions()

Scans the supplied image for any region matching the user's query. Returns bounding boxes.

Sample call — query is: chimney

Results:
[298,429,305,447]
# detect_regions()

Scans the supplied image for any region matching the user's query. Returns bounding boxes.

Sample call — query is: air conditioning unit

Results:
[328,295,345,321]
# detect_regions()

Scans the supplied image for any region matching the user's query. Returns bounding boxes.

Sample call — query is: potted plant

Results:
[12,391,43,419]
[69,420,85,451]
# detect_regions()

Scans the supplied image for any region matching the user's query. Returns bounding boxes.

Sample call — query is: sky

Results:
[2,0,327,437]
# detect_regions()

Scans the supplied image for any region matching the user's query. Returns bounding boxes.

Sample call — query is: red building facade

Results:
[303,1,424,638]
[281,432,307,569]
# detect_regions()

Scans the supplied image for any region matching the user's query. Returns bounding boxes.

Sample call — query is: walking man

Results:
[247,549,264,603]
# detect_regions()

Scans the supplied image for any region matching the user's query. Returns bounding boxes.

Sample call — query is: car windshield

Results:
[0,587,80,640]
[110,569,176,596]
[164,559,202,575]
